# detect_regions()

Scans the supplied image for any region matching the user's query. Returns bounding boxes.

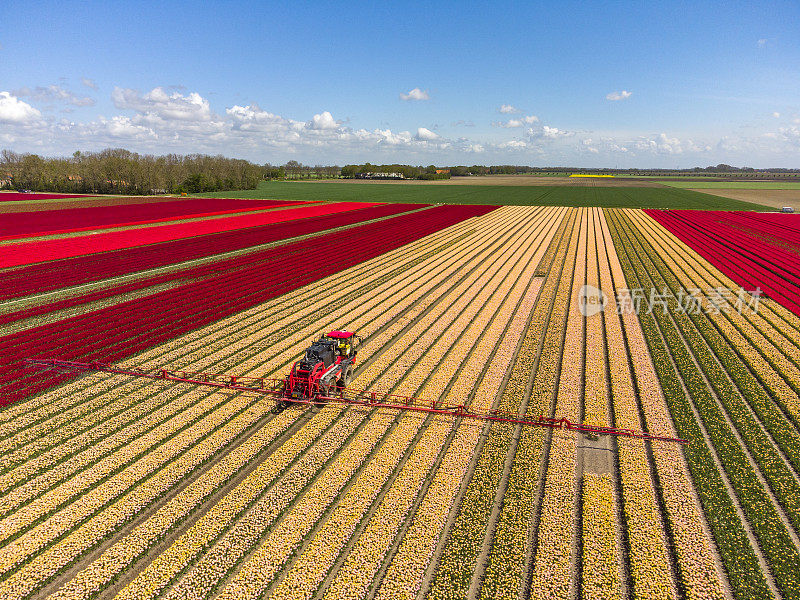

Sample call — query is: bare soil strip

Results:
[688,188,800,211]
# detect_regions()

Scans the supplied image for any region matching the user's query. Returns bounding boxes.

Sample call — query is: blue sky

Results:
[1,0,798,167]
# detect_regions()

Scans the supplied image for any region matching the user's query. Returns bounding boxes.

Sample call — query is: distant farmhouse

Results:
[355,172,405,180]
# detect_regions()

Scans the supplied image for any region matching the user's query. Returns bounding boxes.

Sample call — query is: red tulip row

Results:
[1,198,304,239]
[0,201,381,270]
[644,209,800,315]
[0,204,495,406]
[0,203,422,315]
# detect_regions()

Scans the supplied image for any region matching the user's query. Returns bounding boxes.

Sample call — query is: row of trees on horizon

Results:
[0,149,264,195]
[2,149,799,195]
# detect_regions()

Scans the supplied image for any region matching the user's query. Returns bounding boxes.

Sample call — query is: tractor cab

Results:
[321,330,362,360]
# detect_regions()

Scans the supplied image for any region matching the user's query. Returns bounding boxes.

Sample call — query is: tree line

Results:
[1,149,264,195]
[3,149,798,195]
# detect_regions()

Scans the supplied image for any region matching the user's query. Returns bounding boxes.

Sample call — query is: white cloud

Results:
[606,90,632,101]
[0,91,42,123]
[81,78,98,90]
[100,116,157,139]
[112,86,212,121]
[375,128,413,145]
[400,88,430,101]
[542,125,567,138]
[13,84,95,107]
[415,127,439,141]
[498,140,528,149]
[307,111,338,130]
[499,104,520,114]
[494,115,539,128]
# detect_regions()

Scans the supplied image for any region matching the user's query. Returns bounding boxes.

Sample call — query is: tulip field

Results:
[0,197,799,600]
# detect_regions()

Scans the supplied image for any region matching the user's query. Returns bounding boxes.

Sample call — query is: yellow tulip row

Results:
[374,275,547,600]
[471,209,578,600]
[0,386,259,556]
[113,207,532,599]
[628,209,800,417]
[110,407,344,600]
[0,393,277,599]
[630,206,800,358]
[314,213,560,600]
[601,211,755,600]
[204,206,523,381]
[2,210,499,516]
[594,211,678,600]
[44,407,300,600]
[528,208,588,599]
[580,473,620,600]
[0,215,468,503]
[629,208,800,340]
[0,377,202,492]
[599,211,729,600]
[256,209,555,600]
[9,210,510,596]
[578,211,619,599]
[162,407,392,600]
[584,208,610,428]
[164,221,521,598]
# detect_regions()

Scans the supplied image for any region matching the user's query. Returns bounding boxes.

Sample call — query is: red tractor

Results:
[273,330,362,412]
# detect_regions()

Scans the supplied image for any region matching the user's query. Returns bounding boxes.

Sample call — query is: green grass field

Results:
[660,180,800,189]
[199,181,770,210]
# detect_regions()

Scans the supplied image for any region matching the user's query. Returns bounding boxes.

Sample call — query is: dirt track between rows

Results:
[688,188,800,211]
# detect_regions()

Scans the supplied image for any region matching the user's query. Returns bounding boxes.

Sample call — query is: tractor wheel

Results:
[338,365,353,388]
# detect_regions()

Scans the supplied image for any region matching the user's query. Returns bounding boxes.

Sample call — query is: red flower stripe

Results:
[1,199,309,240]
[0,203,418,302]
[645,209,800,316]
[0,204,496,405]
[0,201,380,269]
